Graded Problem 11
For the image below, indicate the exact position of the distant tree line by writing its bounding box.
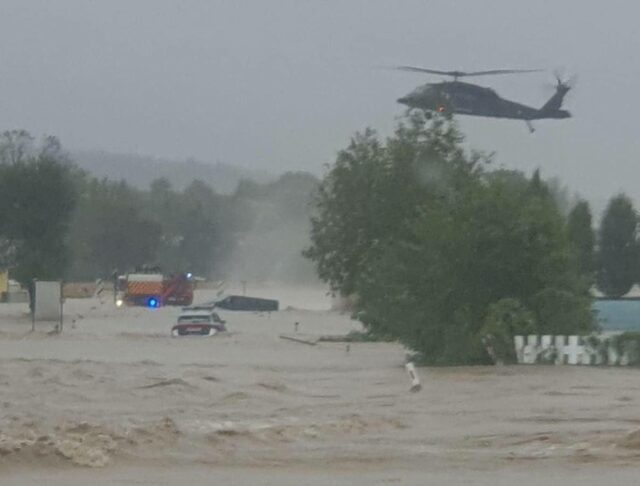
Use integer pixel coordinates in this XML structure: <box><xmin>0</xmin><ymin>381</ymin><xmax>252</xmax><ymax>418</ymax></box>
<box><xmin>304</xmin><ymin>113</ymin><xmax>639</xmax><ymax>364</ymax></box>
<box><xmin>66</xmin><ymin>175</ymin><xmax>247</xmax><ymax>280</ymax></box>
<box><xmin>0</xmin><ymin>130</ymin><xmax>318</xmax><ymax>289</ymax></box>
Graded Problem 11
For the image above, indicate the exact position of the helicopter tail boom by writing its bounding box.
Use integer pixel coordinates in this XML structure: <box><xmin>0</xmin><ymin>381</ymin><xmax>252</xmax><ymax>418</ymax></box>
<box><xmin>539</xmin><ymin>78</ymin><xmax>571</xmax><ymax>113</ymax></box>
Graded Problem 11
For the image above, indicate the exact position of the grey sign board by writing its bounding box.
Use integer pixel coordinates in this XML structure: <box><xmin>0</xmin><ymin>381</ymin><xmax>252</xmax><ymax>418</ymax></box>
<box><xmin>34</xmin><ymin>280</ymin><xmax>62</xmax><ymax>322</ymax></box>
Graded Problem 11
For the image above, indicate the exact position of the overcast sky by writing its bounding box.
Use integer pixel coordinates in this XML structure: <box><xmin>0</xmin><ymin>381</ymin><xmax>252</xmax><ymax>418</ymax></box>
<box><xmin>0</xmin><ymin>1</ymin><xmax>638</xmax><ymax>212</ymax></box>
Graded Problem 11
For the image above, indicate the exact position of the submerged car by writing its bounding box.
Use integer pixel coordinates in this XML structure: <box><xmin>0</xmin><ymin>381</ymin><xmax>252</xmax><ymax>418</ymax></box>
<box><xmin>214</xmin><ymin>295</ymin><xmax>279</xmax><ymax>311</ymax></box>
<box><xmin>171</xmin><ymin>309</ymin><xmax>227</xmax><ymax>337</ymax></box>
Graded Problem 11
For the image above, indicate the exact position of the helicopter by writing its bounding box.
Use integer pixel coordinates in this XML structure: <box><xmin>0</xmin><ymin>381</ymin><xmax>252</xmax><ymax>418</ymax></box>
<box><xmin>395</xmin><ymin>66</ymin><xmax>572</xmax><ymax>132</ymax></box>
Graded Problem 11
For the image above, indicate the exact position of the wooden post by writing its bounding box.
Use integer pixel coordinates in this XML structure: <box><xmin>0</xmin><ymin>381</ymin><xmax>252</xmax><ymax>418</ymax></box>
<box><xmin>59</xmin><ymin>280</ymin><xmax>64</xmax><ymax>333</ymax></box>
<box><xmin>31</xmin><ymin>278</ymin><xmax>36</xmax><ymax>333</ymax></box>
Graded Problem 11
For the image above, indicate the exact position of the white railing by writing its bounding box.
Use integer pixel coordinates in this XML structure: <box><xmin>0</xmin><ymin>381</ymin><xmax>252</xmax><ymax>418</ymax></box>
<box><xmin>513</xmin><ymin>334</ymin><xmax>629</xmax><ymax>366</ymax></box>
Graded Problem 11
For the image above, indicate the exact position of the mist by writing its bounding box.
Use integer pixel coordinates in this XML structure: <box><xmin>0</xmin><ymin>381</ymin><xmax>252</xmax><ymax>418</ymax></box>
<box><xmin>222</xmin><ymin>172</ymin><xmax>320</xmax><ymax>284</ymax></box>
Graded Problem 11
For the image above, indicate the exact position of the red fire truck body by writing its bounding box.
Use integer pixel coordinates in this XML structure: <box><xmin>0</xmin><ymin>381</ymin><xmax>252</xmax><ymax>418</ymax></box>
<box><xmin>117</xmin><ymin>272</ymin><xmax>194</xmax><ymax>307</ymax></box>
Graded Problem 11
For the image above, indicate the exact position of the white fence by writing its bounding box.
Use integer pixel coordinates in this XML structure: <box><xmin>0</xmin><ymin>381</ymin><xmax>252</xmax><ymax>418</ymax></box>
<box><xmin>514</xmin><ymin>335</ymin><xmax>630</xmax><ymax>366</ymax></box>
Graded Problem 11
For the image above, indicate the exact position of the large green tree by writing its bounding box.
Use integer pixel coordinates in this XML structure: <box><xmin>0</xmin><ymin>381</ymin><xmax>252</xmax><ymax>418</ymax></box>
<box><xmin>304</xmin><ymin>129</ymin><xmax>388</xmax><ymax>294</ymax></box>
<box><xmin>306</xmin><ymin>113</ymin><xmax>593</xmax><ymax>364</ymax></box>
<box><xmin>305</xmin><ymin>116</ymin><xmax>477</xmax><ymax>295</ymax></box>
<box><xmin>597</xmin><ymin>194</ymin><xmax>639</xmax><ymax>298</ymax></box>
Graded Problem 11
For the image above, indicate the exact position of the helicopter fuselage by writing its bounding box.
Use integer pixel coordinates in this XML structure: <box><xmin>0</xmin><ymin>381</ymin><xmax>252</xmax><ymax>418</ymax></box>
<box><xmin>397</xmin><ymin>81</ymin><xmax>570</xmax><ymax>121</ymax></box>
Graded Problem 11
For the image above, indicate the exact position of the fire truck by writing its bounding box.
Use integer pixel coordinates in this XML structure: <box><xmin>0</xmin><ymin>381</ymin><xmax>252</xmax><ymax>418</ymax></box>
<box><xmin>116</xmin><ymin>270</ymin><xmax>194</xmax><ymax>307</ymax></box>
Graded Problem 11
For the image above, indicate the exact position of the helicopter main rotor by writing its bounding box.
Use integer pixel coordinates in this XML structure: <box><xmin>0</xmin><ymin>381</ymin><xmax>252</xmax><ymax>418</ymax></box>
<box><xmin>395</xmin><ymin>66</ymin><xmax>541</xmax><ymax>81</ymax></box>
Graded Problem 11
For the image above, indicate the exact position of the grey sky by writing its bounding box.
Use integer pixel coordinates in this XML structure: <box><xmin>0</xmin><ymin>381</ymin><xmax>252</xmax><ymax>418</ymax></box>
<box><xmin>0</xmin><ymin>1</ymin><xmax>637</xmax><ymax>212</ymax></box>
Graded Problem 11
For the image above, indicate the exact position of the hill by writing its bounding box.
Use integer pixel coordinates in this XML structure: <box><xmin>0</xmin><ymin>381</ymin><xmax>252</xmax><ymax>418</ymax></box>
<box><xmin>72</xmin><ymin>150</ymin><xmax>273</xmax><ymax>193</ymax></box>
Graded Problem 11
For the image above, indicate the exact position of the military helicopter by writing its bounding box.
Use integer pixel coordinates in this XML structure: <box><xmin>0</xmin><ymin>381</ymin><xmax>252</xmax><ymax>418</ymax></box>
<box><xmin>395</xmin><ymin>66</ymin><xmax>572</xmax><ymax>132</ymax></box>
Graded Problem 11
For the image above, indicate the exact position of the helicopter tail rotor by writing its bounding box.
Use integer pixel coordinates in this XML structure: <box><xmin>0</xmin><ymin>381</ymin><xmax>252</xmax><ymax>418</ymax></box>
<box><xmin>551</xmin><ymin>69</ymin><xmax>577</xmax><ymax>90</ymax></box>
<box><xmin>540</xmin><ymin>70</ymin><xmax>574</xmax><ymax>114</ymax></box>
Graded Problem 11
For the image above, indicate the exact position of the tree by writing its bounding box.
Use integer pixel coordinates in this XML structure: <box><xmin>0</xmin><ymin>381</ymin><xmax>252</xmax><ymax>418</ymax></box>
<box><xmin>597</xmin><ymin>194</ymin><xmax>639</xmax><ymax>298</ymax></box>
<box><xmin>145</xmin><ymin>178</ymin><xmax>230</xmax><ymax>277</ymax></box>
<box><xmin>0</xmin><ymin>130</ymin><xmax>35</xmax><ymax>164</ymax></box>
<box><xmin>0</xmin><ymin>136</ymin><xmax>77</xmax><ymax>291</ymax></box>
<box><xmin>173</xmin><ymin>180</ymin><xmax>223</xmax><ymax>276</ymax></box>
<box><xmin>67</xmin><ymin>174</ymin><xmax>241</xmax><ymax>281</ymax></box>
<box><xmin>304</xmin><ymin>128</ymin><xmax>388</xmax><ymax>295</ymax></box>
<box><xmin>306</xmin><ymin>113</ymin><xmax>594</xmax><ymax>364</ymax></box>
<box><xmin>305</xmin><ymin>115</ymin><xmax>478</xmax><ymax>295</ymax></box>
<box><xmin>567</xmin><ymin>200</ymin><xmax>595</xmax><ymax>282</ymax></box>
<box><xmin>68</xmin><ymin>178</ymin><xmax>161</xmax><ymax>279</ymax></box>
<box><xmin>479</xmin><ymin>298</ymin><xmax>536</xmax><ymax>363</ymax></box>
